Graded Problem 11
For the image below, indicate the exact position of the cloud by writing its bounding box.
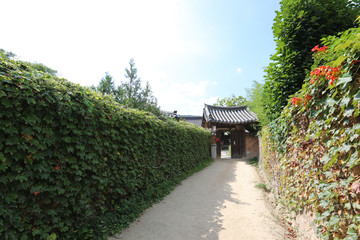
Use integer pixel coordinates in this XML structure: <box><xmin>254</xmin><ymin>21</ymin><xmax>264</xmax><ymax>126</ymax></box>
<box><xmin>0</xmin><ymin>0</ymin><xmax>218</xmax><ymax>116</ymax></box>
<box><xmin>151</xmin><ymin>80</ymin><xmax>218</xmax><ymax>115</ymax></box>
<box><xmin>237</xmin><ymin>67</ymin><xmax>242</xmax><ymax>73</ymax></box>
<box><xmin>0</xmin><ymin>0</ymin><xmax>200</xmax><ymax>85</ymax></box>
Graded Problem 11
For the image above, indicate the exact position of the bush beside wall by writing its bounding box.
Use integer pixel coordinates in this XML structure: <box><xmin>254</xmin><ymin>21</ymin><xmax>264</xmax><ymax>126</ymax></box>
<box><xmin>0</xmin><ymin>53</ymin><xmax>211</xmax><ymax>239</ymax></box>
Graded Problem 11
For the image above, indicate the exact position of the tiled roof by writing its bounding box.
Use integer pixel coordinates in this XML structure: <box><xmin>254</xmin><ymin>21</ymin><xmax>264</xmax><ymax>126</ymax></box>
<box><xmin>203</xmin><ymin>104</ymin><xmax>258</xmax><ymax>125</ymax></box>
<box><xmin>179</xmin><ymin>116</ymin><xmax>203</xmax><ymax>127</ymax></box>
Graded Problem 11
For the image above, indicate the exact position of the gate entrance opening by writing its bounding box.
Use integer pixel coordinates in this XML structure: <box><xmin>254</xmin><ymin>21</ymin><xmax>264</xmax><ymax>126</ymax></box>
<box><xmin>202</xmin><ymin>104</ymin><xmax>259</xmax><ymax>159</ymax></box>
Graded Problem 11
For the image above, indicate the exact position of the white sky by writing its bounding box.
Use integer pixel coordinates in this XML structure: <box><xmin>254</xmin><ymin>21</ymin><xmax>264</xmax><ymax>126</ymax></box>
<box><xmin>1</xmin><ymin>0</ymin><xmax>279</xmax><ymax>115</ymax></box>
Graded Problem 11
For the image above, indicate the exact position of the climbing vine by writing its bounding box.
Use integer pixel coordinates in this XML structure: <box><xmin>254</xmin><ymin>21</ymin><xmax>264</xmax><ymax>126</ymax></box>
<box><xmin>261</xmin><ymin>25</ymin><xmax>360</xmax><ymax>239</ymax></box>
<box><xmin>0</xmin><ymin>53</ymin><xmax>211</xmax><ymax>239</ymax></box>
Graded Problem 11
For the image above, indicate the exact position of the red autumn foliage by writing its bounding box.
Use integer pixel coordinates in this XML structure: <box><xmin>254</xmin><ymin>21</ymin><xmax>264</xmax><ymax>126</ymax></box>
<box><xmin>291</xmin><ymin>97</ymin><xmax>302</xmax><ymax>106</ymax></box>
<box><xmin>311</xmin><ymin>45</ymin><xmax>327</xmax><ymax>53</ymax></box>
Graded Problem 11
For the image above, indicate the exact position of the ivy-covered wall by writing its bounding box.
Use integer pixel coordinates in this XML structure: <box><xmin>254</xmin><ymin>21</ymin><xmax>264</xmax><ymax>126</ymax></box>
<box><xmin>260</xmin><ymin>26</ymin><xmax>360</xmax><ymax>239</ymax></box>
<box><xmin>0</xmin><ymin>53</ymin><xmax>211</xmax><ymax>239</ymax></box>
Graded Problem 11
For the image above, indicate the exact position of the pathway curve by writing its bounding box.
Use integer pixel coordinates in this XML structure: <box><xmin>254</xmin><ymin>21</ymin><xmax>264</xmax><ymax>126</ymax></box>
<box><xmin>109</xmin><ymin>158</ymin><xmax>287</xmax><ymax>240</ymax></box>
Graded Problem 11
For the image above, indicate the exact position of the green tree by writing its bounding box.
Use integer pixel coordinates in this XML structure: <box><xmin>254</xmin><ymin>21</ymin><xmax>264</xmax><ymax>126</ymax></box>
<box><xmin>0</xmin><ymin>49</ymin><xmax>15</xmax><ymax>59</ymax></box>
<box><xmin>97</xmin><ymin>72</ymin><xmax>116</xmax><ymax>95</ymax></box>
<box><xmin>246</xmin><ymin>81</ymin><xmax>269</xmax><ymax>128</ymax></box>
<box><xmin>93</xmin><ymin>59</ymin><xmax>161</xmax><ymax>116</ymax></box>
<box><xmin>214</xmin><ymin>94</ymin><xmax>247</xmax><ymax>107</ymax></box>
<box><xmin>263</xmin><ymin>0</ymin><xmax>360</xmax><ymax>121</ymax></box>
<box><xmin>122</xmin><ymin>58</ymin><xmax>144</xmax><ymax>107</ymax></box>
<box><xmin>0</xmin><ymin>49</ymin><xmax>57</xmax><ymax>76</ymax></box>
<box><xmin>120</xmin><ymin>58</ymin><xmax>160</xmax><ymax>115</ymax></box>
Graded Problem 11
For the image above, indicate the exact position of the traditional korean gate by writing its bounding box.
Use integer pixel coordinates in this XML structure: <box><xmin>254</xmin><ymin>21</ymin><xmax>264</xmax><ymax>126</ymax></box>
<box><xmin>231</xmin><ymin>129</ymin><xmax>246</xmax><ymax>158</ymax></box>
<box><xmin>202</xmin><ymin>104</ymin><xmax>258</xmax><ymax>159</ymax></box>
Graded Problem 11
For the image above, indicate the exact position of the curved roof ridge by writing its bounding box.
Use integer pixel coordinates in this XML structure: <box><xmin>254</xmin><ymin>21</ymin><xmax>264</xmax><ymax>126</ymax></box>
<box><xmin>204</xmin><ymin>103</ymin><xmax>247</xmax><ymax>109</ymax></box>
<box><xmin>203</xmin><ymin>103</ymin><xmax>258</xmax><ymax>125</ymax></box>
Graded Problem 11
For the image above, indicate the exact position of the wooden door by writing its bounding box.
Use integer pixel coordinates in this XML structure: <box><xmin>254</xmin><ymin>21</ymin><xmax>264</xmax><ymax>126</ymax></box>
<box><xmin>231</xmin><ymin>129</ymin><xmax>246</xmax><ymax>158</ymax></box>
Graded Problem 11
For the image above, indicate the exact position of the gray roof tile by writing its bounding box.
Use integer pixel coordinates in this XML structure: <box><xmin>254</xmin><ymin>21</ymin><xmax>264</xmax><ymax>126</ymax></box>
<box><xmin>203</xmin><ymin>104</ymin><xmax>258</xmax><ymax>125</ymax></box>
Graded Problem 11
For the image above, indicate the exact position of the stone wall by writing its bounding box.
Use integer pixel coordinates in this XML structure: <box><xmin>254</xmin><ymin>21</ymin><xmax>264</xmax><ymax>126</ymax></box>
<box><xmin>258</xmin><ymin>133</ymin><xmax>319</xmax><ymax>240</ymax></box>
<box><xmin>245</xmin><ymin>132</ymin><xmax>259</xmax><ymax>158</ymax></box>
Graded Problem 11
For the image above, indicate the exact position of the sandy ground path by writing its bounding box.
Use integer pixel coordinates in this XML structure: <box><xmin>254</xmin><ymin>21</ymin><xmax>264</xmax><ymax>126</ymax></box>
<box><xmin>109</xmin><ymin>157</ymin><xmax>287</xmax><ymax>240</ymax></box>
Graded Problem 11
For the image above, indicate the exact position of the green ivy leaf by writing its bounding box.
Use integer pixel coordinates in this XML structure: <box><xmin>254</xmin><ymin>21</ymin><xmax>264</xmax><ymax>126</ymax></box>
<box><xmin>26</xmin><ymin>98</ymin><xmax>36</xmax><ymax>105</ymax></box>
<box><xmin>46</xmin><ymin>233</ymin><xmax>57</xmax><ymax>240</ymax></box>
<box><xmin>0</xmin><ymin>90</ymin><xmax>6</xmax><ymax>97</ymax></box>
<box><xmin>344</xmin><ymin>202</ymin><xmax>352</xmax><ymax>210</ymax></box>
<box><xmin>348</xmin><ymin>150</ymin><xmax>359</xmax><ymax>167</ymax></box>
<box><xmin>5</xmin><ymin>193</ymin><xmax>17</xmax><ymax>204</ymax></box>
<box><xmin>352</xmin><ymin>202</ymin><xmax>360</xmax><ymax>210</ymax></box>
<box><xmin>15</xmin><ymin>175</ymin><xmax>28</xmax><ymax>182</ymax></box>
<box><xmin>332</xmin><ymin>55</ymin><xmax>347</xmax><ymax>67</ymax></box>
<box><xmin>341</xmin><ymin>97</ymin><xmax>351</xmax><ymax>107</ymax></box>
<box><xmin>329</xmin><ymin>215</ymin><xmax>340</xmax><ymax>227</ymax></box>
<box><xmin>1</xmin><ymin>98</ymin><xmax>12</xmax><ymax>108</ymax></box>
<box><xmin>345</xmin><ymin>225</ymin><xmax>358</xmax><ymax>240</ymax></box>
<box><xmin>354</xmin><ymin>89</ymin><xmax>360</xmax><ymax>103</ymax></box>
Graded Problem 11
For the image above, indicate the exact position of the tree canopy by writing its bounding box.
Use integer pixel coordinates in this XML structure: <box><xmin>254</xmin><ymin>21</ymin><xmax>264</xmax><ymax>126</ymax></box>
<box><xmin>93</xmin><ymin>58</ymin><xmax>161</xmax><ymax>116</ymax></box>
<box><xmin>214</xmin><ymin>94</ymin><xmax>247</xmax><ymax>107</ymax></box>
<box><xmin>263</xmin><ymin>0</ymin><xmax>360</xmax><ymax>121</ymax></box>
<box><xmin>0</xmin><ymin>49</ymin><xmax>58</xmax><ymax>76</ymax></box>
<box><xmin>246</xmin><ymin>81</ymin><xmax>270</xmax><ymax>128</ymax></box>
<box><xmin>213</xmin><ymin>84</ymin><xmax>270</xmax><ymax>128</ymax></box>
<box><xmin>96</xmin><ymin>72</ymin><xmax>115</xmax><ymax>96</ymax></box>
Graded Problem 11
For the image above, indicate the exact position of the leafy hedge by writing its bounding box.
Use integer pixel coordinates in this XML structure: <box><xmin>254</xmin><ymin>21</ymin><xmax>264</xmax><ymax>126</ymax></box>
<box><xmin>0</xmin><ymin>53</ymin><xmax>211</xmax><ymax>239</ymax></box>
<box><xmin>260</xmin><ymin>26</ymin><xmax>360</xmax><ymax>239</ymax></box>
<box><xmin>263</xmin><ymin>0</ymin><xmax>360</xmax><ymax>121</ymax></box>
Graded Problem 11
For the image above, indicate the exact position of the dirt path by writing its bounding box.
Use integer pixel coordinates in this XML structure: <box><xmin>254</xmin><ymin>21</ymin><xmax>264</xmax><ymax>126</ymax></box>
<box><xmin>109</xmin><ymin>158</ymin><xmax>287</xmax><ymax>240</ymax></box>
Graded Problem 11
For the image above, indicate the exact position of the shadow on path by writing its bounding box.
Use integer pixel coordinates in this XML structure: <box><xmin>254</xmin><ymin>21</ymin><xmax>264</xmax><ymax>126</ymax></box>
<box><xmin>109</xmin><ymin>158</ymin><xmax>286</xmax><ymax>240</ymax></box>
